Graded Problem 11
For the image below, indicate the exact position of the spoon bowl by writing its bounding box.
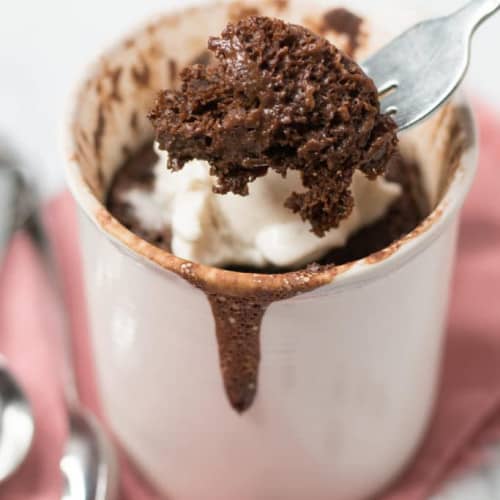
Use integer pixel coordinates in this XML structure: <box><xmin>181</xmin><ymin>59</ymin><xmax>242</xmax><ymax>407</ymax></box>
<box><xmin>0</xmin><ymin>357</ymin><xmax>34</xmax><ymax>482</ymax></box>
<box><xmin>1</xmin><ymin>135</ymin><xmax>118</xmax><ymax>499</ymax></box>
<box><xmin>0</xmin><ymin>141</ymin><xmax>36</xmax><ymax>483</ymax></box>
<box><xmin>25</xmin><ymin>209</ymin><xmax>119</xmax><ymax>500</ymax></box>
<box><xmin>61</xmin><ymin>410</ymin><xmax>117</xmax><ymax>500</ymax></box>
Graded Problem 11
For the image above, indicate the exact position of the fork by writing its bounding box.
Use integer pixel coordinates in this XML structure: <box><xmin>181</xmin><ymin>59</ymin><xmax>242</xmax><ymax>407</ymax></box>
<box><xmin>362</xmin><ymin>0</ymin><xmax>500</xmax><ymax>131</ymax></box>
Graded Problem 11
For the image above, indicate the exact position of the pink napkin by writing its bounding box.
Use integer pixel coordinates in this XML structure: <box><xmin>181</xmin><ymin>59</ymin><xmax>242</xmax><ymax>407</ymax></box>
<box><xmin>0</xmin><ymin>106</ymin><xmax>499</xmax><ymax>500</ymax></box>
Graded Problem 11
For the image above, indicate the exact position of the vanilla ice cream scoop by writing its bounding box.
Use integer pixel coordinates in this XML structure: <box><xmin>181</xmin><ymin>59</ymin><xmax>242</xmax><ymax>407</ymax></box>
<box><xmin>123</xmin><ymin>146</ymin><xmax>401</xmax><ymax>269</ymax></box>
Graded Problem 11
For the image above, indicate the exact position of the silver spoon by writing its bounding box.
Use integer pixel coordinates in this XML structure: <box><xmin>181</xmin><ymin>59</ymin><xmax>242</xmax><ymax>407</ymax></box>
<box><xmin>0</xmin><ymin>355</ymin><xmax>34</xmax><ymax>483</ymax></box>
<box><xmin>0</xmin><ymin>137</ymin><xmax>118</xmax><ymax>499</ymax></box>
<box><xmin>0</xmin><ymin>143</ymin><xmax>35</xmax><ymax>483</ymax></box>
<box><xmin>363</xmin><ymin>0</ymin><xmax>500</xmax><ymax>130</ymax></box>
<box><xmin>23</xmin><ymin>210</ymin><xmax>118</xmax><ymax>500</ymax></box>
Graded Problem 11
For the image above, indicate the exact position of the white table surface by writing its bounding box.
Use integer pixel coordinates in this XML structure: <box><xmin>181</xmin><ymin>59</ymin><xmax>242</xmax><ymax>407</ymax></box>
<box><xmin>1</xmin><ymin>1</ymin><xmax>499</xmax><ymax>498</ymax></box>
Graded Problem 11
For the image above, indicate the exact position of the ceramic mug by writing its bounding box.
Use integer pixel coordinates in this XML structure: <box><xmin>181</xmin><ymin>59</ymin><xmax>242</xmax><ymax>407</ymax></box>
<box><xmin>65</xmin><ymin>1</ymin><xmax>478</xmax><ymax>498</ymax></box>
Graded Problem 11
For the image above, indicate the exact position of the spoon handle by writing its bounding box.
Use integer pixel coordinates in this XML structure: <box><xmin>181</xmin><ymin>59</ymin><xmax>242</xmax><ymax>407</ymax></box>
<box><xmin>0</xmin><ymin>142</ymin><xmax>32</xmax><ymax>264</ymax></box>
<box><xmin>454</xmin><ymin>0</ymin><xmax>500</xmax><ymax>31</ymax></box>
<box><xmin>24</xmin><ymin>211</ymin><xmax>80</xmax><ymax>409</ymax></box>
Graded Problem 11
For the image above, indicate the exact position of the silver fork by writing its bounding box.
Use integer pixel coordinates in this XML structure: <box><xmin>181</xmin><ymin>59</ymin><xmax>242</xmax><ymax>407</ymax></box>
<box><xmin>362</xmin><ymin>0</ymin><xmax>500</xmax><ymax>131</ymax></box>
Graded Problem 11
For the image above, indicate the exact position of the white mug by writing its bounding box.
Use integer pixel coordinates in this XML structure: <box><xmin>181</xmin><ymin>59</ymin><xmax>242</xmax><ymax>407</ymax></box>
<box><xmin>64</xmin><ymin>1</ymin><xmax>478</xmax><ymax>498</ymax></box>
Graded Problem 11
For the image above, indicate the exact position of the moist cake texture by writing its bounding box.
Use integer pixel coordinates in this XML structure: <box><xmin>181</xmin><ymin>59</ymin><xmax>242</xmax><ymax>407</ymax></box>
<box><xmin>149</xmin><ymin>16</ymin><xmax>398</xmax><ymax>236</ymax></box>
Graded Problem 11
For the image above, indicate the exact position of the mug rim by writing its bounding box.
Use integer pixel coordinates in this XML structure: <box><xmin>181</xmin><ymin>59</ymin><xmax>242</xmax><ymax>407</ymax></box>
<box><xmin>63</xmin><ymin>2</ymin><xmax>479</xmax><ymax>298</ymax></box>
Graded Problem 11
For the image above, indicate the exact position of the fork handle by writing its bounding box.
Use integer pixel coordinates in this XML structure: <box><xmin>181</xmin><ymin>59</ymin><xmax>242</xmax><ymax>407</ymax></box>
<box><xmin>455</xmin><ymin>0</ymin><xmax>500</xmax><ymax>32</ymax></box>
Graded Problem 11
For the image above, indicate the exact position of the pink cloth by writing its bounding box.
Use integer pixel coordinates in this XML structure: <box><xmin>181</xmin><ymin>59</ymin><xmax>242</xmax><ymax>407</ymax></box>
<box><xmin>0</xmin><ymin>107</ymin><xmax>499</xmax><ymax>500</ymax></box>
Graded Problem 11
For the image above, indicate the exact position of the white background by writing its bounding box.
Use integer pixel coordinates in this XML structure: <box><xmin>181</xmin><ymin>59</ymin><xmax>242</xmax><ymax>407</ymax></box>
<box><xmin>1</xmin><ymin>1</ymin><xmax>499</xmax><ymax>498</ymax></box>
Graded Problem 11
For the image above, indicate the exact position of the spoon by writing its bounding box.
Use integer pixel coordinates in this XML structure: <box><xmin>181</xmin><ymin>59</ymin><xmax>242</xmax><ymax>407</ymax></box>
<box><xmin>0</xmin><ymin>355</ymin><xmax>34</xmax><ymax>483</ymax></box>
<box><xmin>363</xmin><ymin>0</ymin><xmax>500</xmax><ymax>130</ymax></box>
<box><xmin>24</xmin><ymin>210</ymin><xmax>118</xmax><ymax>500</ymax></box>
<box><xmin>0</xmin><ymin>136</ymin><xmax>118</xmax><ymax>499</ymax></box>
<box><xmin>0</xmin><ymin>142</ymin><xmax>35</xmax><ymax>483</ymax></box>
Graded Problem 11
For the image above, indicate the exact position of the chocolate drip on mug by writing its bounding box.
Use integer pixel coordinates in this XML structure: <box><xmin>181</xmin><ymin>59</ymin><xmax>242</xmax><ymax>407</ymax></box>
<box><xmin>202</xmin><ymin>268</ymin><xmax>334</xmax><ymax>412</ymax></box>
<box><xmin>208</xmin><ymin>295</ymin><xmax>268</xmax><ymax>412</ymax></box>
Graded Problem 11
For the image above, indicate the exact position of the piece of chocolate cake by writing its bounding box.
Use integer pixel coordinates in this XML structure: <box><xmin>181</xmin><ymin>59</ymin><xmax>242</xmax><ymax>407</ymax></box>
<box><xmin>149</xmin><ymin>16</ymin><xmax>398</xmax><ymax>236</ymax></box>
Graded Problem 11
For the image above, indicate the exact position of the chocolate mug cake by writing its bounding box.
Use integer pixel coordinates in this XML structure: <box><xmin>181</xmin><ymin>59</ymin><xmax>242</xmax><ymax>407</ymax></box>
<box><xmin>66</xmin><ymin>2</ymin><xmax>474</xmax><ymax>498</ymax></box>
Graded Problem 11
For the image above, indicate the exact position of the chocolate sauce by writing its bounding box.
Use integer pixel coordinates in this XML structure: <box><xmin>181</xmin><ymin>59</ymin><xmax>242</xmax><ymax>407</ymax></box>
<box><xmin>209</xmin><ymin>294</ymin><xmax>264</xmax><ymax>412</ymax></box>
<box><xmin>189</xmin><ymin>267</ymin><xmax>335</xmax><ymax>412</ymax></box>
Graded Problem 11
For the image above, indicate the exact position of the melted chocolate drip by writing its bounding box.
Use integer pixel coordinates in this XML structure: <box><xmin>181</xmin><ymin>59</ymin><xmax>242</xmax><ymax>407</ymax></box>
<box><xmin>209</xmin><ymin>295</ymin><xmax>266</xmax><ymax>412</ymax></box>
<box><xmin>205</xmin><ymin>267</ymin><xmax>334</xmax><ymax>411</ymax></box>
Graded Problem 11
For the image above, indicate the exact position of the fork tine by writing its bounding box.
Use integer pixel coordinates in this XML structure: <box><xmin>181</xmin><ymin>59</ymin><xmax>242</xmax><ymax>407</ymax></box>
<box><xmin>379</xmin><ymin>90</ymin><xmax>407</xmax><ymax>129</ymax></box>
<box><xmin>380</xmin><ymin>91</ymin><xmax>400</xmax><ymax>115</ymax></box>
<box><xmin>378</xmin><ymin>79</ymin><xmax>399</xmax><ymax>97</ymax></box>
